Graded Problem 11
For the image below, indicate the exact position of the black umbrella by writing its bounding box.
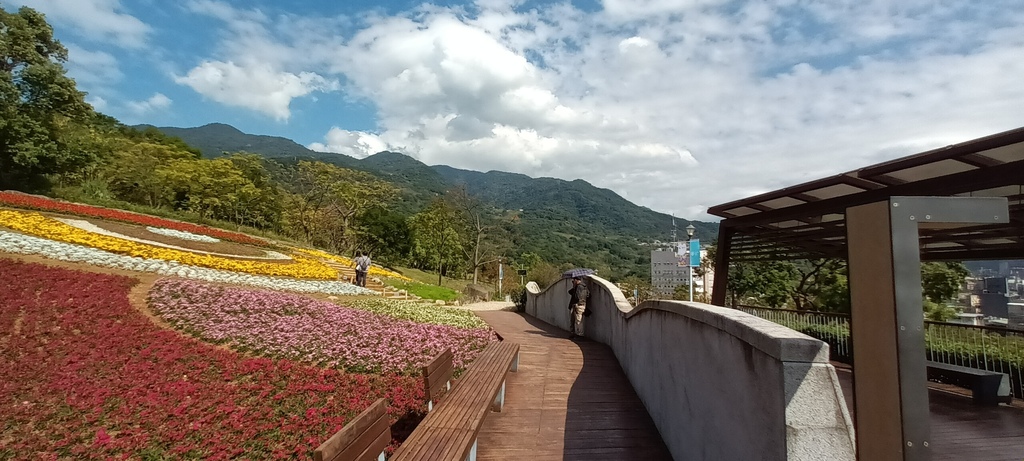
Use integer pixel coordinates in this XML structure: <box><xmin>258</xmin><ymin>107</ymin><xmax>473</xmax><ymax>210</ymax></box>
<box><xmin>562</xmin><ymin>268</ymin><xmax>596</xmax><ymax>279</ymax></box>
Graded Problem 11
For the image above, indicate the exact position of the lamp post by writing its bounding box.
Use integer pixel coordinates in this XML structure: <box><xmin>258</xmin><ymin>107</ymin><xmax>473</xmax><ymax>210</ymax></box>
<box><xmin>686</xmin><ymin>224</ymin><xmax>696</xmax><ymax>302</ymax></box>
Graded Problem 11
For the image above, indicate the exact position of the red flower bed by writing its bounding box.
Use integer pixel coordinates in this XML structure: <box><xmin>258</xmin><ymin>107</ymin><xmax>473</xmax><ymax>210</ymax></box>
<box><xmin>0</xmin><ymin>260</ymin><xmax>424</xmax><ymax>459</ymax></box>
<box><xmin>0</xmin><ymin>191</ymin><xmax>268</xmax><ymax>247</ymax></box>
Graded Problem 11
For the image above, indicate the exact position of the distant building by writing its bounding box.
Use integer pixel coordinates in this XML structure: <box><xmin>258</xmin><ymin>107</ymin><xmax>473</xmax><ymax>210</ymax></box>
<box><xmin>650</xmin><ymin>218</ymin><xmax>714</xmax><ymax>300</ymax></box>
<box><xmin>651</xmin><ymin>248</ymin><xmax>690</xmax><ymax>297</ymax></box>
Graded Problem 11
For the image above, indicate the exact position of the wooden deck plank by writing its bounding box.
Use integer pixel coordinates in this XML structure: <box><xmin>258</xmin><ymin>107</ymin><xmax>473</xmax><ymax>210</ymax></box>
<box><xmin>835</xmin><ymin>367</ymin><xmax>1024</xmax><ymax>460</ymax></box>
<box><xmin>473</xmin><ymin>311</ymin><xmax>673</xmax><ymax>461</ymax></box>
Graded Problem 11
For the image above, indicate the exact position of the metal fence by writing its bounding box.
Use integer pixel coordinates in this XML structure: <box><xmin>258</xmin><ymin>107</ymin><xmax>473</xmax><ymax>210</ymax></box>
<box><xmin>736</xmin><ymin>305</ymin><xmax>853</xmax><ymax>363</ymax></box>
<box><xmin>737</xmin><ymin>305</ymin><xmax>1024</xmax><ymax>399</ymax></box>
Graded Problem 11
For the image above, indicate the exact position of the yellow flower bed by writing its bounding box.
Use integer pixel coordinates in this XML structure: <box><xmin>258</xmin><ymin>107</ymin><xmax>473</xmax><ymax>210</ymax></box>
<box><xmin>0</xmin><ymin>210</ymin><xmax>338</xmax><ymax>280</ymax></box>
<box><xmin>295</xmin><ymin>248</ymin><xmax>413</xmax><ymax>281</ymax></box>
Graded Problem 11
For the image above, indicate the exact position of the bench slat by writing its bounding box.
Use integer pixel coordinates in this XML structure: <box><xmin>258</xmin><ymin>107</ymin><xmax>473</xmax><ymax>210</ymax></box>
<box><xmin>314</xmin><ymin>399</ymin><xmax>390</xmax><ymax>461</ymax></box>
<box><xmin>425</xmin><ymin>359</ymin><xmax>455</xmax><ymax>402</ymax></box>
<box><xmin>393</xmin><ymin>341</ymin><xmax>520</xmax><ymax>461</ymax></box>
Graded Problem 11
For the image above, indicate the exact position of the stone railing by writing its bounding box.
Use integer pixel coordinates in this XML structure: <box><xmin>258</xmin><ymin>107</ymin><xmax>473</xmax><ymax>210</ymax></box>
<box><xmin>525</xmin><ymin>276</ymin><xmax>856</xmax><ymax>461</ymax></box>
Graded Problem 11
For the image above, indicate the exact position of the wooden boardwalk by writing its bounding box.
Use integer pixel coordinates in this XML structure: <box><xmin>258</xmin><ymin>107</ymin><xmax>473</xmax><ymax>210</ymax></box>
<box><xmin>835</xmin><ymin>367</ymin><xmax>1024</xmax><ymax>461</ymax></box>
<box><xmin>470</xmin><ymin>311</ymin><xmax>1024</xmax><ymax>460</ymax></box>
<box><xmin>474</xmin><ymin>311</ymin><xmax>672</xmax><ymax>461</ymax></box>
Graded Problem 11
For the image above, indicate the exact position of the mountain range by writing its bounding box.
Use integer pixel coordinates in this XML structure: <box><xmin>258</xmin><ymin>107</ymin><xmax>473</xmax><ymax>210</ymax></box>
<box><xmin>142</xmin><ymin>123</ymin><xmax>719</xmax><ymax>279</ymax></box>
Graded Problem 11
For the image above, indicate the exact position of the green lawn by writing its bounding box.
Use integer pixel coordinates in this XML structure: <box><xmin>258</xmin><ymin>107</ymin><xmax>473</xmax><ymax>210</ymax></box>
<box><xmin>392</xmin><ymin>266</ymin><xmax>473</xmax><ymax>293</ymax></box>
<box><xmin>384</xmin><ymin>279</ymin><xmax>461</xmax><ymax>301</ymax></box>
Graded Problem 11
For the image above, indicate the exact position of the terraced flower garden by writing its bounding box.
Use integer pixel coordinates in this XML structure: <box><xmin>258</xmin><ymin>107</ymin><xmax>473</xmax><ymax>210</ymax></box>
<box><xmin>0</xmin><ymin>194</ymin><xmax>499</xmax><ymax>458</ymax></box>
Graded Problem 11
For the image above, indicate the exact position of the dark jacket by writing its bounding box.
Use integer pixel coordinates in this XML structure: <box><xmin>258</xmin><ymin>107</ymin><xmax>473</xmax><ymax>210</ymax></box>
<box><xmin>568</xmin><ymin>282</ymin><xmax>589</xmax><ymax>307</ymax></box>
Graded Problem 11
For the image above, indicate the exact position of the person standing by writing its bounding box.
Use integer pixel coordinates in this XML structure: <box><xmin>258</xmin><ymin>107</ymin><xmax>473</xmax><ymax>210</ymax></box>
<box><xmin>567</xmin><ymin>276</ymin><xmax>589</xmax><ymax>340</ymax></box>
<box><xmin>354</xmin><ymin>252</ymin><xmax>371</xmax><ymax>288</ymax></box>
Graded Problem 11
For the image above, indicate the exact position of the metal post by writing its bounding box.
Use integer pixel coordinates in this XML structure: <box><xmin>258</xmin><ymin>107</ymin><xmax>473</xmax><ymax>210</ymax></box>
<box><xmin>688</xmin><ymin>263</ymin><xmax>693</xmax><ymax>302</ymax></box>
<box><xmin>847</xmin><ymin>196</ymin><xmax>1007</xmax><ymax>461</ymax></box>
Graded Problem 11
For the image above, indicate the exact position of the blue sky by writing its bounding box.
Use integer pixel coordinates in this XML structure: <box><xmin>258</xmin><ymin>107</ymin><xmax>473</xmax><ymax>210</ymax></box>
<box><xmin>4</xmin><ymin>0</ymin><xmax>1024</xmax><ymax>219</ymax></box>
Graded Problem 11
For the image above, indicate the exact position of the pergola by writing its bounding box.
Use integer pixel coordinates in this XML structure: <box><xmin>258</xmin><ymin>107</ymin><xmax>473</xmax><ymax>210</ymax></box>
<box><xmin>707</xmin><ymin>126</ymin><xmax>1024</xmax><ymax>461</ymax></box>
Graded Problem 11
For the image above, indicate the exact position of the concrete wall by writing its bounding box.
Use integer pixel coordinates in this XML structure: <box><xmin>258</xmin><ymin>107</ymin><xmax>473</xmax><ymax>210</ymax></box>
<box><xmin>526</xmin><ymin>276</ymin><xmax>856</xmax><ymax>461</ymax></box>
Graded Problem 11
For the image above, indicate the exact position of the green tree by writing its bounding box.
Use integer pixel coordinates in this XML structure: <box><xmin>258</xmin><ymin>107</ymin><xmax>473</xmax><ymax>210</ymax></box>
<box><xmin>354</xmin><ymin>206</ymin><xmax>412</xmax><ymax>264</ymax></box>
<box><xmin>921</xmin><ymin>262</ymin><xmax>969</xmax><ymax>304</ymax></box>
<box><xmin>409</xmin><ymin>198</ymin><xmax>465</xmax><ymax>285</ymax></box>
<box><xmin>448</xmin><ymin>186</ymin><xmax>508</xmax><ymax>285</ymax></box>
<box><xmin>284</xmin><ymin>161</ymin><xmax>398</xmax><ymax>251</ymax></box>
<box><xmin>728</xmin><ymin>259</ymin><xmax>797</xmax><ymax>308</ymax></box>
<box><xmin>0</xmin><ymin>6</ymin><xmax>93</xmax><ymax>189</ymax></box>
<box><xmin>223</xmin><ymin>153</ymin><xmax>283</xmax><ymax>229</ymax></box>
<box><xmin>791</xmin><ymin>259</ymin><xmax>850</xmax><ymax>312</ymax></box>
<box><xmin>155</xmin><ymin>157</ymin><xmax>253</xmax><ymax>221</ymax></box>
<box><xmin>103</xmin><ymin>141</ymin><xmax>198</xmax><ymax>207</ymax></box>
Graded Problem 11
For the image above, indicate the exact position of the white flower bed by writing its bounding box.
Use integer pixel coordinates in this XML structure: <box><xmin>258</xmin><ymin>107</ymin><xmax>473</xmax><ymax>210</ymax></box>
<box><xmin>0</xmin><ymin>231</ymin><xmax>377</xmax><ymax>296</ymax></box>
<box><xmin>52</xmin><ymin>217</ymin><xmax>291</xmax><ymax>261</ymax></box>
<box><xmin>146</xmin><ymin>226</ymin><xmax>221</xmax><ymax>243</ymax></box>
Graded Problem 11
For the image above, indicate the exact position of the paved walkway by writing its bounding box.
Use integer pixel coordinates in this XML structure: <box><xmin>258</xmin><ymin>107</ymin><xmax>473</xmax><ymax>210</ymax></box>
<box><xmin>473</xmin><ymin>311</ymin><xmax>672</xmax><ymax>461</ymax></box>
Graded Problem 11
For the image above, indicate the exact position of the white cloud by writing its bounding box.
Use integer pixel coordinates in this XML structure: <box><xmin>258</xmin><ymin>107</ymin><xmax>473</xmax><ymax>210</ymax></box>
<box><xmin>174</xmin><ymin>61</ymin><xmax>337</xmax><ymax>120</ymax></box>
<box><xmin>87</xmin><ymin>95</ymin><xmax>108</xmax><ymax>112</ymax></box>
<box><xmin>126</xmin><ymin>93</ymin><xmax>172</xmax><ymax>114</ymax></box>
<box><xmin>14</xmin><ymin>0</ymin><xmax>149</xmax><ymax>48</ymax></box>
<box><xmin>63</xmin><ymin>44</ymin><xmax>123</xmax><ymax>86</ymax></box>
<box><xmin>169</xmin><ymin>0</ymin><xmax>1024</xmax><ymax>219</ymax></box>
<box><xmin>309</xmin><ymin>128</ymin><xmax>389</xmax><ymax>158</ymax></box>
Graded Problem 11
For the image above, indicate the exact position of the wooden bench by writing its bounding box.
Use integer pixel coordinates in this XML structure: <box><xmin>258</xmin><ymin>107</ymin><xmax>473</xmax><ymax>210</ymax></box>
<box><xmin>927</xmin><ymin>361</ymin><xmax>1012</xmax><ymax>405</ymax></box>
<box><xmin>391</xmin><ymin>341</ymin><xmax>521</xmax><ymax>461</ymax></box>
<box><xmin>423</xmin><ymin>349</ymin><xmax>454</xmax><ymax>412</ymax></box>
<box><xmin>314</xmin><ymin>399</ymin><xmax>391</xmax><ymax>461</ymax></box>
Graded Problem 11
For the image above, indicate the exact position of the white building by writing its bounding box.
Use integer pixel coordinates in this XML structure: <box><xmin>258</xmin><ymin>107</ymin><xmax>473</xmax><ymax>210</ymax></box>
<box><xmin>651</xmin><ymin>248</ymin><xmax>690</xmax><ymax>297</ymax></box>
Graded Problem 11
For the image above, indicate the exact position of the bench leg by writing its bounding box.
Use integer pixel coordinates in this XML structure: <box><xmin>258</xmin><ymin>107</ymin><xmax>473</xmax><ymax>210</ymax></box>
<box><xmin>428</xmin><ymin>400</ymin><xmax>433</xmax><ymax>412</ymax></box>
<box><xmin>492</xmin><ymin>379</ymin><xmax>505</xmax><ymax>412</ymax></box>
<box><xmin>464</xmin><ymin>439</ymin><xmax>477</xmax><ymax>461</ymax></box>
<box><xmin>510</xmin><ymin>352</ymin><xmax>520</xmax><ymax>372</ymax></box>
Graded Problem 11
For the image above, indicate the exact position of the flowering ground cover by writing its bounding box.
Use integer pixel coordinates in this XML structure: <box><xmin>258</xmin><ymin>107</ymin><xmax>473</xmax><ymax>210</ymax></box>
<box><xmin>295</xmin><ymin>247</ymin><xmax>414</xmax><ymax>281</ymax></box>
<box><xmin>0</xmin><ymin>259</ymin><xmax>423</xmax><ymax>459</ymax></box>
<box><xmin>0</xmin><ymin>231</ymin><xmax>375</xmax><ymax>296</ymax></box>
<box><xmin>0</xmin><ymin>210</ymin><xmax>337</xmax><ymax>279</ymax></box>
<box><xmin>0</xmin><ymin>190</ymin><xmax>268</xmax><ymax>246</ymax></box>
<box><xmin>148</xmin><ymin>279</ymin><xmax>497</xmax><ymax>373</ymax></box>
<box><xmin>348</xmin><ymin>298</ymin><xmax>490</xmax><ymax>329</ymax></box>
<box><xmin>147</xmin><ymin>226</ymin><xmax>221</xmax><ymax>243</ymax></box>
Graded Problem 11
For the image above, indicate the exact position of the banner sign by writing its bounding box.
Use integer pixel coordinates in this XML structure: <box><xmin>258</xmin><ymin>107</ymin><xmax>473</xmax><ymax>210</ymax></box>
<box><xmin>689</xmin><ymin>239</ymin><xmax>700</xmax><ymax>267</ymax></box>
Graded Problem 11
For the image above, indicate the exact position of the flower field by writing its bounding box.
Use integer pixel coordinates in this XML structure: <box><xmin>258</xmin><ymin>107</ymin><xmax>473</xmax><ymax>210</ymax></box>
<box><xmin>0</xmin><ymin>231</ymin><xmax>375</xmax><ymax>295</ymax></box>
<box><xmin>296</xmin><ymin>248</ymin><xmax>413</xmax><ymax>281</ymax></box>
<box><xmin>0</xmin><ymin>190</ymin><xmax>267</xmax><ymax>246</ymax></box>
<box><xmin>147</xmin><ymin>226</ymin><xmax>221</xmax><ymax>243</ymax></box>
<box><xmin>0</xmin><ymin>210</ymin><xmax>337</xmax><ymax>280</ymax></box>
<box><xmin>348</xmin><ymin>298</ymin><xmax>490</xmax><ymax>329</ymax></box>
<box><xmin>0</xmin><ymin>260</ymin><xmax>423</xmax><ymax>459</ymax></box>
<box><xmin>148</xmin><ymin>279</ymin><xmax>496</xmax><ymax>373</ymax></box>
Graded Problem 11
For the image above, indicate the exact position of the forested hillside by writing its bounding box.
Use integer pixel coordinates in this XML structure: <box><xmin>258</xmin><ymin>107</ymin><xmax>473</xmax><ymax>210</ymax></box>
<box><xmin>151</xmin><ymin>123</ymin><xmax>719</xmax><ymax>278</ymax></box>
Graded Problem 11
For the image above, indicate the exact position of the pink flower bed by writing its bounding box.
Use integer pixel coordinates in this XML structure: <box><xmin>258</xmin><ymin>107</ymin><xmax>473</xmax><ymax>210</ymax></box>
<box><xmin>0</xmin><ymin>260</ymin><xmax>423</xmax><ymax>459</ymax></box>
<box><xmin>0</xmin><ymin>191</ymin><xmax>268</xmax><ymax>247</ymax></box>
<box><xmin>148</xmin><ymin>279</ymin><xmax>497</xmax><ymax>374</ymax></box>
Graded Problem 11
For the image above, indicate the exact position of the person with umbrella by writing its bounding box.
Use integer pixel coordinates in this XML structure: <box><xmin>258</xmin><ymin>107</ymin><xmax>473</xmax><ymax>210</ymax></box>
<box><xmin>568</xmin><ymin>275</ymin><xmax>590</xmax><ymax>340</ymax></box>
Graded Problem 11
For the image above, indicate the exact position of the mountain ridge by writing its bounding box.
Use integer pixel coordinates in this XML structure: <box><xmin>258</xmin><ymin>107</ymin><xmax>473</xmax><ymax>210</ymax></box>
<box><xmin>144</xmin><ymin>122</ymin><xmax>718</xmax><ymax>278</ymax></box>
